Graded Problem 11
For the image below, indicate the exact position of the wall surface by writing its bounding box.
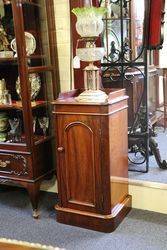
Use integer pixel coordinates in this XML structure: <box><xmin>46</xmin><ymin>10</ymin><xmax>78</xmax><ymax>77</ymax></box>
<box><xmin>53</xmin><ymin>0</ymin><xmax>72</xmax><ymax>91</ymax></box>
<box><xmin>129</xmin><ymin>181</ymin><xmax>167</xmax><ymax>214</ymax></box>
<box><xmin>41</xmin><ymin>1</ymin><xmax>71</xmax><ymax>194</ymax></box>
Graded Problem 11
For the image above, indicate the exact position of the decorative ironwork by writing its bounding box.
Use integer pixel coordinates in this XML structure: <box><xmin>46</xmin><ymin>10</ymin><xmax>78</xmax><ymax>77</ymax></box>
<box><xmin>128</xmin><ymin>106</ymin><xmax>167</xmax><ymax>171</ymax></box>
<box><xmin>99</xmin><ymin>0</ymin><xmax>149</xmax><ymax>172</ymax></box>
<box><xmin>100</xmin><ymin>0</ymin><xmax>167</xmax><ymax>172</ymax></box>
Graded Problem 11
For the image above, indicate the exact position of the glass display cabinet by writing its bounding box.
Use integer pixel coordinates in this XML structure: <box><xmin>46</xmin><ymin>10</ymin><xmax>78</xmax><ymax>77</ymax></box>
<box><xmin>0</xmin><ymin>0</ymin><xmax>58</xmax><ymax>217</ymax></box>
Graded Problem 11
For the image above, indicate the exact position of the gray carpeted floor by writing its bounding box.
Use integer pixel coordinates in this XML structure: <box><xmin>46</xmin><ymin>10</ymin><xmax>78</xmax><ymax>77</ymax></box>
<box><xmin>129</xmin><ymin>129</ymin><xmax>167</xmax><ymax>183</ymax></box>
<box><xmin>0</xmin><ymin>186</ymin><xmax>167</xmax><ymax>250</ymax></box>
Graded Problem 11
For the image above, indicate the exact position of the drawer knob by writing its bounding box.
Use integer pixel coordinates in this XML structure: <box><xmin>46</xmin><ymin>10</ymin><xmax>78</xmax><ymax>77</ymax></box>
<box><xmin>0</xmin><ymin>160</ymin><xmax>10</xmax><ymax>168</ymax></box>
<box><xmin>57</xmin><ymin>147</ymin><xmax>64</xmax><ymax>152</ymax></box>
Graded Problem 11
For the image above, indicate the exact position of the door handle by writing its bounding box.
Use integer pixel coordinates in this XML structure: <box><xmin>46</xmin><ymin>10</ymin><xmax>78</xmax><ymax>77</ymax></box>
<box><xmin>57</xmin><ymin>147</ymin><xmax>64</xmax><ymax>152</ymax></box>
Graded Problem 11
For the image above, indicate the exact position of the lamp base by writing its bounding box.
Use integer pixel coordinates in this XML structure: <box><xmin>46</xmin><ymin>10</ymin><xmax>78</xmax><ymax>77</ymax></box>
<box><xmin>75</xmin><ymin>89</ymin><xmax>108</xmax><ymax>103</ymax></box>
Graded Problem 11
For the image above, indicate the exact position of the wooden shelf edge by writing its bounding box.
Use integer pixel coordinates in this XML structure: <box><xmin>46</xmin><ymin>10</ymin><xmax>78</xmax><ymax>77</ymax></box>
<box><xmin>34</xmin><ymin>135</ymin><xmax>54</xmax><ymax>146</ymax></box>
<box><xmin>0</xmin><ymin>101</ymin><xmax>47</xmax><ymax>110</ymax></box>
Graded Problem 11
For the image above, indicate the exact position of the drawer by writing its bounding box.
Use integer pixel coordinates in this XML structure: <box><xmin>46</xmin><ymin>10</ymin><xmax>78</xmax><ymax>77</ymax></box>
<box><xmin>0</xmin><ymin>153</ymin><xmax>32</xmax><ymax>177</ymax></box>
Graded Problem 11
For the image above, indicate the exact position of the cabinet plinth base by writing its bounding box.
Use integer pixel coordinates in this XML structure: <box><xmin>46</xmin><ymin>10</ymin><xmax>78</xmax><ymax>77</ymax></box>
<box><xmin>55</xmin><ymin>195</ymin><xmax>132</xmax><ymax>233</ymax></box>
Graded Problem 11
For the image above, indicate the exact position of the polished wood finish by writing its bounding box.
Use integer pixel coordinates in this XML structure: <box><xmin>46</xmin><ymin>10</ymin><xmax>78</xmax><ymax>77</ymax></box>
<box><xmin>0</xmin><ymin>0</ymin><xmax>58</xmax><ymax>217</ymax></box>
<box><xmin>53</xmin><ymin>89</ymin><xmax>132</xmax><ymax>232</ymax></box>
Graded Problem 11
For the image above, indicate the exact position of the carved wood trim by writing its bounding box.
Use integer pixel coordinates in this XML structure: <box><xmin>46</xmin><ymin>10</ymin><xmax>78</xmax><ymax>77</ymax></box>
<box><xmin>64</xmin><ymin>121</ymin><xmax>94</xmax><ymax>133</ymax></box>
<box><xmin>0</xmin><ymin>154</ymin><xmax>29</xmax><ymax>176</ymax></box>
<box><xmin>0</xmin><ymin>178</ymin><xmax>17</xmax><ymax>185</ymax></box>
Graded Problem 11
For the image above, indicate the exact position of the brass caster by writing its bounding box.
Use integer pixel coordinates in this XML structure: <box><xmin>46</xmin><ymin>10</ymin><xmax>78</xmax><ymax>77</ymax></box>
<box><xmin>32</xmin><ymin>209</ymin><xmax>40</xmax><ymax>219</ymax></box>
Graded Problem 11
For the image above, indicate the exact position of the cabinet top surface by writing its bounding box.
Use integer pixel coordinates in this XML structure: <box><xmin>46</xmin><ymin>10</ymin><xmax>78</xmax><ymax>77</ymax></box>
<box><xmin>52</xmin><ymin>88</ymin><xmax>128</xmax><ymax>106</ymax></box>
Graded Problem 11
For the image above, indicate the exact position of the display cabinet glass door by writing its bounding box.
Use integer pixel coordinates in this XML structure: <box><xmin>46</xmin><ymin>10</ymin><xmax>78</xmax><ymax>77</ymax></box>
<box><xmin>0</xmin><ymin>1</ymin><xmax>26</xmax><ymax>149</ymax></box>
<box><xmin>9</xmin><ymin>0</ymin><xmax>56</xmax><ymax>148</ymax></box>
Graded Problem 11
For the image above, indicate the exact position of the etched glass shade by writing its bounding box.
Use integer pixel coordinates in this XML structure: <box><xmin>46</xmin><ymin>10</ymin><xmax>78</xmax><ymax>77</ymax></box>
<box><xmin>72</xmin><ymin>7</ymin><xmax>106</xmax><ymax>38</ymax></box>
<box><xmin>76</xmin><ymin>47</ymin><xmax>105</xmax><ymax>62</ymax></box>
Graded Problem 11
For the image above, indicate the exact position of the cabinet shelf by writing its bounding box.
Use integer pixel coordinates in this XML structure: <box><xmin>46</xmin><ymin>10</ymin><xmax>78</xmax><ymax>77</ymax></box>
<box><xmin>0</xmin><ymin>57</ymin><xmax>17</xmax><ymax>62</ymax></box>
<box><xmin>27</xmin><ymin>55</ymin><xmax>46</xmax><ymax>60</ymax></box>
<box><xmin>0</xmin><ymin>55</ymin><xmax>46</xmax><ymax>66</ymax></box>
<box><xmin>34</xmin><ymin>135</ymin><xmax>54</xmax><ymax>145</ymax></box>
<box><xmin>0</xmin><ymin>135</ymin><xmax>53</xmax><ymax>150</ymax></box>
<box><xmin>2</xmin><ymin>1</ymin><xmax>42</xmax><ymax>8</ymax></box>
<box><xmin>28</xmin><ymin>66</ymin><xmax>54</xmax><ymax>73</ymax></box>
<box><xmin>0</xmin><ymin>141</ymin><xmax>27</xmax><ymax>153</ymax></box>
<box><xmin>23</xmin><ymin>1</ymin><xmax>42</xmax><ymax>8</ymax></box>
<box><xmin>103</xmin><ymin>17</ymin><xmax>130</xmax><ymax>21</ymax></box>
<box><xmin>0</xmin><ymin>100</ymin><xmax>47</xmax><ymax>111</ymax></box>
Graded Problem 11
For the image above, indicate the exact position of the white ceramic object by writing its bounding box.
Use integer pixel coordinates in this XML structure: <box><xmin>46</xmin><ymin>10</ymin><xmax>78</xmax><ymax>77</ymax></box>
<box><xmin>16</xmin><ymin>73</ymin><xmax>41</xmax><ymax>101</ymax></box>
<box><xmin>75</xmin><ymin>89</ymin><xmax>108</xmax><ymax>103</ymax></box>
<box><xmin>76</xmin><ymin>47</ymin><xmax>105</xmax><ymax>62</ymax></box>
<box><xmin>11</xmin><ymin>32</ymin><xmax>36</xmax><ymax>56</ymax></box>
<box><xmin>0</xmin><ymin>51</ymin><xmax>13</xmax><ymax>58</ymax></box>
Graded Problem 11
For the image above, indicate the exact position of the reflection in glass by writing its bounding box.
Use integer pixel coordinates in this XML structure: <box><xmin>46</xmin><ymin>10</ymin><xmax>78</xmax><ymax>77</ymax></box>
<box><xmin>101</xmin><ymin>0</ymin><xmax>145</xmax><ymax>62</ymax></box>
<box><xmin>8</xmin><ymin>118</ymin><xmax>22</xmax><ymax>142</ymax></box>
<box><xmin>22</xmin><ymin>0</ymin><xmax>51</xmax><ymax>67</ymax></box>
<box><xmin>33</xmin><ymin>116</ymin><xmax>36</xmax><ymax>134</ymax></box>
<box><xmin>132</xmin><ymin>0</ymin><xmax>145</xmax><ymax>59</ymax></box>
<box><xmin>38</xmin><ymin>117</ymin><xmax>49</xmax><ymax>136</ymax></box>
<box><xmin>0</xmin><ymin>1</ymin><xmax>15</xmax><ymax>58</ymax></box>
<box><xmin>16</xmin><ymin>73</ymin><xmax>41</xmax><ymax>101</ymax></box>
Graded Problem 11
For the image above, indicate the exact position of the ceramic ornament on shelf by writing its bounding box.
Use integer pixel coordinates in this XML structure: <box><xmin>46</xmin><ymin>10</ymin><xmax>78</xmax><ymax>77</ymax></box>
<box><xmin>72</xmin><ymin>6</ymin><xmax>108</xmax><ymax>103</ymax></box>
<box><xmin>16</xmin><ymin>73</ymin><xmax>41</xmax><ymax>101</ymax></box>
<box><xmin>0</xmin><ymin>21</ymin><xmax>13</xmax><ymax>58</ymax></box>
<box><xmin>11</xmin><ymin>32</ymin><xmax>36</xmax><ymax>57</ymax></box>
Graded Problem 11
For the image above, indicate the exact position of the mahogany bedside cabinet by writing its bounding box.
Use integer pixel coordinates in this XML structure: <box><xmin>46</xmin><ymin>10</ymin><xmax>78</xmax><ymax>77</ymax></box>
<box><xmin>52</xmin><ymin>88</ymin><xmax>132</xmax><ymax>232</ymax></box>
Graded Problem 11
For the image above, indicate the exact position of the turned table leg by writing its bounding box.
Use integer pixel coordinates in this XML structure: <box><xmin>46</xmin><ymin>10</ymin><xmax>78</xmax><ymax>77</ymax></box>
<box><xmin>27</xmin><ymin>182</ymin><xmax>41</xmax><ymax>219</ymax></box>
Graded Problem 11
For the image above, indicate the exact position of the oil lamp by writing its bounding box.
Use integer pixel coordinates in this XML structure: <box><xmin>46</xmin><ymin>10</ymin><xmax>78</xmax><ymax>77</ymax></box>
<box><xmin>72</xmin><ymin>6</ymin><xmax>108</xmax><ymax>103</ymax></box>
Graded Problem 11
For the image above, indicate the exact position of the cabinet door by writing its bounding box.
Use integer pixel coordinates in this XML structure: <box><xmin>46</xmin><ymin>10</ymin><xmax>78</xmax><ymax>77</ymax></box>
<box><xmin>56</xmin><ymin>114</ymin><xmax>103</xmax><ymax>213</ymax></box>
